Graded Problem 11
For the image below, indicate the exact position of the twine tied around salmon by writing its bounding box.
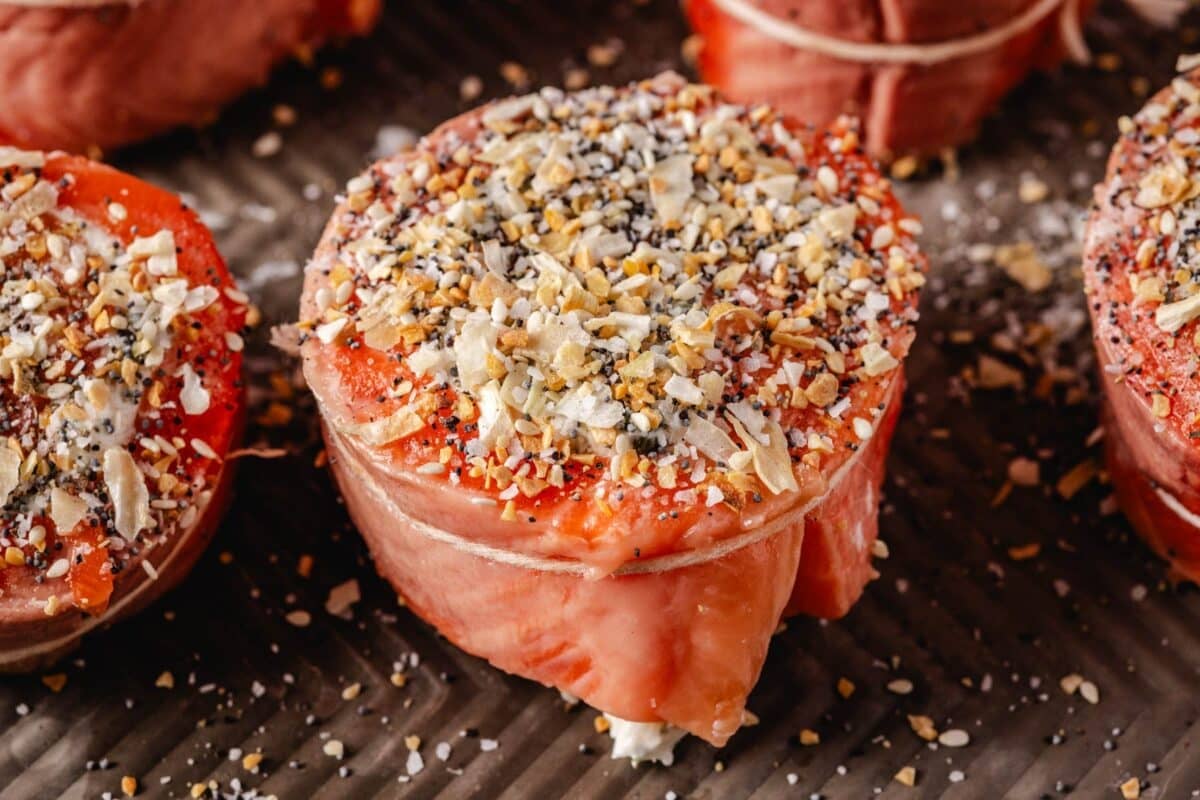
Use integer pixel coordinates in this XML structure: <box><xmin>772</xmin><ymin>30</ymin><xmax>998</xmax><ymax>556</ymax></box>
<box><xmin>326</xmin><ymin>417</ymin><xmax>879</xmax><ymax>579</ymax></box>
<box><xmin>706</xmin><ymin>0</ymin><xmax>1184</xmax><ymax>68</ymax></box>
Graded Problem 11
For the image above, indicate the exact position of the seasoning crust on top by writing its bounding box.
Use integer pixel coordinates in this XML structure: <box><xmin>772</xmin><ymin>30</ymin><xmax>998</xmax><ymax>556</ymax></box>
<box><xmin>1088</xmin><ymin>65</ymin><xmax>1200</xmax><ymax>436</ymax></box>
<box><xmin>303</xmin><ymin>75</ymin><xmax>925</xmax><ymax>519</ymax></box>
<box><xmin>0</xmin><ymin>148</ymin><xmax>245</xmax><ymax>614</ymax></box>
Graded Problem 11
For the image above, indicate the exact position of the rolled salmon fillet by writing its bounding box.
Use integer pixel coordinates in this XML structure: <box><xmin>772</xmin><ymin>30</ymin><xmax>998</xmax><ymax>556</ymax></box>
<box><xmin>0</xmin><ymin>0</ymin><xmax>381</xmax><ymax>153</ymax></box>
<box><xmin>1085</xmin><ymin>64</ymin><xmax>1200</xmax><ymax>583</ymax></box>
<box><xmin>0</xmin><ymin>147</ymin><xmax>247</xmax><ymax>671</ymax></box>
<box><xmin>684</xmin><ymin>0</ymin><xmax>1093</xmax><ymax>160</ymax></box>
<box><xmin>300</xmin><ymin>73</ymin><xmax>926</xmax><ymax>748</ymax></box>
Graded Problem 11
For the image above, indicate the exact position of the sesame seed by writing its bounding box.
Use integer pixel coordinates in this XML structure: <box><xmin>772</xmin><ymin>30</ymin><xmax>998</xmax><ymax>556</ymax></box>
<box><xmin>938</xmin><ymin>729</ymin><xmax>970</xmax><ymax>748</ymax></box>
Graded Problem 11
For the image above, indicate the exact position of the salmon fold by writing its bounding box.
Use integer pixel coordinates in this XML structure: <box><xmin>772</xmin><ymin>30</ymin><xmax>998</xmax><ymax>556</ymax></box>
<box><xmin>0</xmin><ymin>149</ymin><xmax>247</xmax><ymax>671</ymax></box>
<box><xmin>1084</xmin><ymin>66</ymin><xmax>1200</xmax><ymax>582</ymax></box>
<box><xmin>301</xmin><ymin>74</ymin><xmax>925</xmax><ymax>745</ymax></box>
<box><xmin>0</xmin><ymin>0</ymin><xmax>380</xmax><ymax>152</ymax></box>
<box><xmin>684</xmin><ymin>0</ymin><xmax>1095</xmax><ymax>159</ymax></box>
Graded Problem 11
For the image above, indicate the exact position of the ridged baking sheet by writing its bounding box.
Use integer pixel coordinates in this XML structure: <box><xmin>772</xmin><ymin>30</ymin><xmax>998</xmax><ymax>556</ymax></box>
<box><xmin>1</xmin><ymin>1</ymin><xmax>1198</xmax><ymax>798</ymax></box>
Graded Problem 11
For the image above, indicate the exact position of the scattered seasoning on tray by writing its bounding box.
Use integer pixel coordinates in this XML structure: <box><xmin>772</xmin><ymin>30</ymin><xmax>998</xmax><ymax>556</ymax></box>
<box><xmin>499</xmin><ymin>61</ymin><xmax>531</xmax><ymax>90</ymax></box>
<box><xmin>285</xmin><ymin>609</ymin><xmax>312</xmax><ymax>627</ymax></box>
<box><xmin>15</xmin><ymin>10</ymin><xmax>1196</xmax><ymax>799</ymax></box>
<box><xmin>41</xmin><ymin>672</ymin><xmax>66</xmax><ymax>692</ymax></box>
<box><xmin>893</xmin><ymin>765</ymin><xmax>917</xmax><ymax>787</ymax></box>
<box><xmin>586</xmin><ymin>39</ymin><xmax>624</xmax><ymax>69</ymax></box>
<box><xmin>252</xmin><ymin>131</ymin><xmax>283</xmax><ymax>159</ymax></box>
<box><xmin>460</xmin><ymin>75</ymin><xmax>484</xmax><ymax>103</ymax></box>
<box><xmin>937</xmin><ymin>728</ymin><xmax>970</xmax><ymax>748</ymax></box>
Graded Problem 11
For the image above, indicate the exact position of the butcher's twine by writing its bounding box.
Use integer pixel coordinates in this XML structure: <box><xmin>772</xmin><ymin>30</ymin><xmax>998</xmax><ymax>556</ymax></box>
<box><xmin>327</xmin><ymin>423</ymin><xmax>872</xmax><ymax>578</ymax></box>
<box><xmin>707</xmin><ymin>0</ymin><xmax>1184</xmax><ymax>67</ymax></box>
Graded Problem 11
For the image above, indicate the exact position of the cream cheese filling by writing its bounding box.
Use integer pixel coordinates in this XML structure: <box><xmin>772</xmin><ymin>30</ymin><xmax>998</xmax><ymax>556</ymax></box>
<box><xmin>603</xmin><ymin>715</ymin><xmax>688</xmax><ymax>767</ymax></box>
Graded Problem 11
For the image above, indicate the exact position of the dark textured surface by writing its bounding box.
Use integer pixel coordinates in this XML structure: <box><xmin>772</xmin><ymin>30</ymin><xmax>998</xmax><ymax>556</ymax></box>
<box><xmin>2</xmin><ymin>1</ymin><xmax>1199</xmax><ymax>798</ymax></box>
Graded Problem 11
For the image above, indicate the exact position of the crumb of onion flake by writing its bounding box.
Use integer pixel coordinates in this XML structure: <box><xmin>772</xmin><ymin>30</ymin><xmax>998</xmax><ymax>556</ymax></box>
<box><xmin>41</xmin><ymin>674</ymin><xmax>67</xmax><ymax>693</ymax></box>
<box><xmin>285</xmin><ymin>609</ymin><xmax>312</xmax><ymax>627</ymax></box>
<box><xmin>908</xmin><ymin>715</ymin><xmax>937</xmax><ymax>741</ymax></box>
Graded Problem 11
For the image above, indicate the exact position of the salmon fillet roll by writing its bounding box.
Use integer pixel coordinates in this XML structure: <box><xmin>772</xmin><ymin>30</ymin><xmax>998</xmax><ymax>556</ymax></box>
<box><xmin>684</xmin><ymin>0</ymin><xmax>1092</xmax><ymax>160</ymax></box>
<box><xmin>0</xmin><ymin>147</ymin><xmax>247</xmax><ymax>671</ymax></box>
<box><xmin>1085</xmin><ymin>64</ymin><xmax>1200</xmax><ymax>583</ymax></box>
<box><xmin>300</xmin><ymin>73</ymin><xmax>926</xmax><ymax>748</ymax></box>
<box><xmin>0</xmin><ymin>0</ymin><xmax>381</xmax><ymax>153</ymax></box>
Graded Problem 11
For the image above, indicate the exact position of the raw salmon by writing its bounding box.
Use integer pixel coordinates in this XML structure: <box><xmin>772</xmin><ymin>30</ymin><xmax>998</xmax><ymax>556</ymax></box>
<box><xmin>300</xmin><ymin>74</ymin><xmax>926</xmax><ymax>745</ymax></box>
<box><xmin>0</xmin><ymin>148</ymin><xmax>247</xmax><ymax>671</ymax></box>
<box><xmin>1084</xmin><ymin>65</ymin><xmax>1200</xmax><ymax>582</ymax></box>
<box><xmin>0</xmin><ymin>0</ymin><xmax>380</xmax><ymax>153</ymax></box>
<box><xmin>684</xmin><ymin>0</ymin><xmax>1092</xmax><ymax>159</ymax></box>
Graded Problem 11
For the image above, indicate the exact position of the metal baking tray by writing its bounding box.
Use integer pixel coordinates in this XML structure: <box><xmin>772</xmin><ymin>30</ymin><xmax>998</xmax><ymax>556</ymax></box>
<box><xmin>1</xmin><ymin>1</ymin><xmax>1196</xmax><ymax>797</ymax></box>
